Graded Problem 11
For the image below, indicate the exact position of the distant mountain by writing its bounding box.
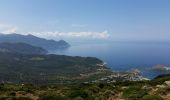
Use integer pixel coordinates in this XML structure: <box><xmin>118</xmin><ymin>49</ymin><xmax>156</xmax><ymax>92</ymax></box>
<box><xmin>0</xmin><ymin>42</ymin><xmax>48</xmax><ymax>55</ymax></box>
<box><xmin>0</xmin><ymin>33</ymin><xmax>70</xmax><ymax>50</ymax></box>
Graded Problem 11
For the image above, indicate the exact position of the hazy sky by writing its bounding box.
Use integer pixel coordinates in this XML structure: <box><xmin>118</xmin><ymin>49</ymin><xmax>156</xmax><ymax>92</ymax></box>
<box><xmin>0</xmin><ymin>0</ymin><xmax>170</xmax><ymax>42</ymax></box>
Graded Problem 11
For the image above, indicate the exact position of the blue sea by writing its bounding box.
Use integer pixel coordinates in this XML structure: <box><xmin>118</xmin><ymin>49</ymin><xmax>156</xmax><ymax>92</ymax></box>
<box><xmin>51</xmin><ymin>42</ymin><xmax>170</xmax><ymax>79</ymax></box>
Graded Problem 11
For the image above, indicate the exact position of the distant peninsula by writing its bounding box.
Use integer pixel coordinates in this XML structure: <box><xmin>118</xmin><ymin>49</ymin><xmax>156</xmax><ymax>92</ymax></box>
<box><xmin>151</xmin><ymin>64</ymin><xmax>170</xmax><ymax>71</ymax></box>
<box><xmin>0</xmin><ymin>33</ymin><xmax>70</xmax><ymax>50</ymax></box>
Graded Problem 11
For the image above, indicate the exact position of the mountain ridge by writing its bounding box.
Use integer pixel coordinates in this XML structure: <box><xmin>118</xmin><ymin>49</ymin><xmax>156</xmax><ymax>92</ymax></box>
<box><xmin>0</xmin><ymin>33</ymin><xmax>70</xmax><ymax>50</ymax></box>
<box><xmin>0</xmin><ymin>42</ymin><xmax>48</xmax><ymax>55</ymax></box>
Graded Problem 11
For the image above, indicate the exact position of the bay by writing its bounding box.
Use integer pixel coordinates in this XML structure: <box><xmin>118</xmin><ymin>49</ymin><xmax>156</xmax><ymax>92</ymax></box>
<box><xmin>50</xmin><ymin>42</ymin><xmax>170</xmax><ymax>79</ymax></box>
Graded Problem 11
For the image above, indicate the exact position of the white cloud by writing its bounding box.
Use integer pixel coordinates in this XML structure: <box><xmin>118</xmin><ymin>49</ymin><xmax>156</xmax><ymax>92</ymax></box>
<box><xmin>2</xmin><ymin>27</ymin><xmax>18</xmax><ymax>34</ymax></box>
<box><xmin>0</xmin><ymin>24</ymin><xmax>18</xmax><ymax>34</ymax></box>
<box><xmin>27</xmin><ymin>30</ymin><xmax>110</xmax><ymax>39</ymax></box>
<box><xmin>0</xmin><ymin>23</ymin><xmax>110</xmax><ymax>40</ymax></box>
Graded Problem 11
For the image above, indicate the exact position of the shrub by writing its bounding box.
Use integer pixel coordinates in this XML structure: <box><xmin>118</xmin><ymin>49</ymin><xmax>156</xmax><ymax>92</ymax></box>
<box><xmin>103</xmin><ymin>90</ymin><xmax>115</xmax><ymax>98</ymax></box>
<box><xmin>15</xmin><ymin>97</ymin><xmax>32</xmax><ymax>100</ymax></box>
<box><xmin>98</xmin><ymin>83</ymin><xmax>104</xmax><ymax>89</ymax></box>
<box><xmin>142</xmin><ymin>95</ymin><xmax>163</xmax><ymax>100</ymax></box>
<box><xmin>123</xmin><ymin>86</ymin><xmax>147</xmax><ymax>100</ymax></box>
<box><xmin>69</xmin><ymin>90</ymin><xmax>94</xmax><ymax>100</ymax></box>
<box><xmin>0</xmin><ymin>97</ymin><xmax>9</xmax><ymax>100</ymax></box>
<box><xmin>88</xmin><ymin>86</ymin><xmax>100</xmax><ymax>94</ymax></box>
<box><xmin>0</xmin><ymin>97</ymin><xmax>32</xmax><ymax>100</ymax></box>
<box><xmin>0</xmin><ymin>84</ymin><xmax>4</xmax><ymax>90</ymax></box>
<box><xmin>38</xmin><ymin>95</ymin><xmax>69</xmax><ymax>100</ymax></box>
<box><xmin>9</xmin><ymin>92</ymin><xmax>16</xmax><ymax>96</ymax></box>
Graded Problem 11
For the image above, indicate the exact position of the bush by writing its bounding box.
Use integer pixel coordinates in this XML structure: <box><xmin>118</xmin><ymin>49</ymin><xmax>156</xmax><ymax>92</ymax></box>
<box><xmin>15</xmin><ymin>97</ymin><xmax>32</xmax><ymax>100</ymax></box>
<box><xmin>38</xmin><ymin>95</ymin><xmax>69</xmax><ymax>100</ymax></box>
<box><xmin>69</xmin><ymin>90</ymin><xmax>94</xmax><ymax>100</ymax></box>
<box><xmin>0</xmin><ymin>97</ymin><xmax>9</xmax><ymax>100</ymax></box>
<box><xmin>103</xmin><ymin>90</ymin><xmax>115</xmax><ymax>98</ymax></box>
<box><xmin>0</xmin><ymin>84</ymin><xmax>4</xmax><ymax>90</ymax></box>
<box><xmin>123</xmin><ymin>86</ymin><xmax>147</xmax><ymax>100</ymax></box>
<box><xmin>9</xmin><ymin>92</ymin><xmax>16</xmax><ymax>96</ymax></box>
<box><xmin>88</xmin><ymin>86</ymin><xmax>100</xmax><ymax>94</ymax></box>
<box><xmin>0</xmin><ymin>97</ymin><xmax>32</xmax><ymax>100</ymax></box>
<box><xmin>98</xmin><ymin>83</ymin><xmax>104</xmax><ymax>89</ymax></box>
<box><xmin>142</xmin><ymin>95</ymin><xmax>163</xmax><ymax>100</ymax></box>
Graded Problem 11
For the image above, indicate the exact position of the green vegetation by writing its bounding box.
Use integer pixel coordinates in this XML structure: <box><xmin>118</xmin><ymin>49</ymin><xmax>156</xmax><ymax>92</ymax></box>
<box><xmin>0</xmin><ymin>52</ymin><xmax>109</xmax><ymax>84</ymax></box>
<box><xmin>122</xmin><ymin>86</ymin><xmax>147</xmax><ymax>99</ymax></box>
<box><xmin>38</xmin><ymin>96</ymin><xmax>69</xmax><ymax>100</ymax></box>
<box><xmin>0</xmin><ymin>35</ymin><xmax>169</xmax><ymax>99</ymax></box>
<box><xmin>0</xmin><ymin>42</ymin><xmax>47</xmax><ymax>55</ymax></box>
<box><xmin>142</xmin><ymin>95</ymin><xmax>163</xmax><ymax>100</ymax></box>
<box><xmin>0</xmin><ymin>75</ymin><xmax>168</xmax><ymax>100</ymax></box>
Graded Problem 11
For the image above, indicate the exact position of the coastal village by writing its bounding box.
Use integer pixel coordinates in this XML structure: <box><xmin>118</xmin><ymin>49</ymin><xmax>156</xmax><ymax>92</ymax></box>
<box><xmin>84</xmin><ymin>65</ymin><xmax>150</xmax><ymax>84</ymax></box>
<box><xmin>95</xmin><ymin>70</ymin><xmax>149</xmax><ymax>83</ymax></box>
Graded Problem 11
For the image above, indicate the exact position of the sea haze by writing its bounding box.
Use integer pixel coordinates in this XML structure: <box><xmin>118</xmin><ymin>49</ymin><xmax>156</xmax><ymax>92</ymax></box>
<box><xmin>50</xmin><ymin>41</ymin><xmax>170</xmax><ymax>79</ymax></box>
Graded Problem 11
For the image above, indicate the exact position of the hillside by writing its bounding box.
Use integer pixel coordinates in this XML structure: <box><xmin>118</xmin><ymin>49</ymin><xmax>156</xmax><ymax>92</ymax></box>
<box><xmin>0</xmin><ymin>75</ymin><xmax>169</xmax><ymax>100</ymax></box>
<box><xmin>0</xmin><ymin>33</ymin><xmax>70</xmax><ymax>50</ymax></box>
<box><xmin>0</xmin><ymin>52</ymin><xmax>109</xmax><ymax>84</ymax></box>
<box><xmin>0</xmin><ymin>42</ymin><xmax>47</xmax><ymax>55</ymax></box>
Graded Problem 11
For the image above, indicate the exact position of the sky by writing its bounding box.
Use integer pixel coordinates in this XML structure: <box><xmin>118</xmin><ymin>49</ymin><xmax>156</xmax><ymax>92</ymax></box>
<box><xmin>0</xmin><ymin>0</ymin><xmax>170</xmax><ymax>42</ymax></box>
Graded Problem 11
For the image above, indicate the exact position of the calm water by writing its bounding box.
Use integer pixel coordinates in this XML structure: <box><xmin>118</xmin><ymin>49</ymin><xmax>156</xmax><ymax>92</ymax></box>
<box><xmin>51</xmin><ymin>42</ymin><xmax>170</xmax><ymax>79</ymax></box>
